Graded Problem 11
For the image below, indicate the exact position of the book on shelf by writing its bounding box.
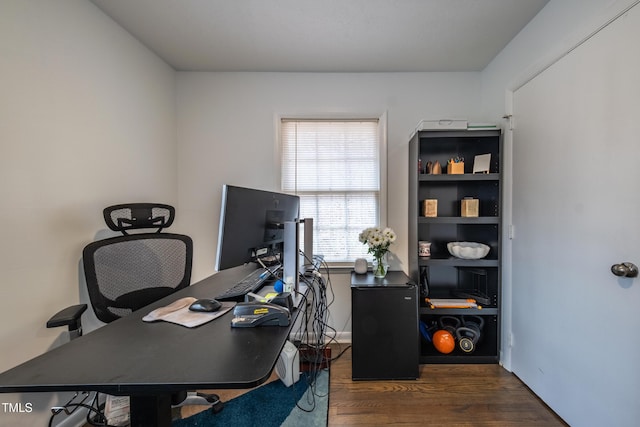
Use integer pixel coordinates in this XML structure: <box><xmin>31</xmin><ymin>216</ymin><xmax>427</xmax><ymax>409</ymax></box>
<box><xmin>425</xmin><ymin>298</ymin><xmax>479</xmax><ymax>309</ymax></box>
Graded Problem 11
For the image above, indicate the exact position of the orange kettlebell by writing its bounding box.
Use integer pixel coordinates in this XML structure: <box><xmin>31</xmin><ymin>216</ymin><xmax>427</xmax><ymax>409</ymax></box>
<box><xmin>432</xmin><ymin>329</ymin><xmax>455</xmax><ymax>354</ymax></box>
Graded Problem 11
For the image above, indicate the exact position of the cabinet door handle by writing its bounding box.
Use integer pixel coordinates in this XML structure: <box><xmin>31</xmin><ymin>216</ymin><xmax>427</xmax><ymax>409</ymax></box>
<box><xmin>611</xmin><ymin>262</ymin><xmax>638</xmax><ymax>278</ymax></box>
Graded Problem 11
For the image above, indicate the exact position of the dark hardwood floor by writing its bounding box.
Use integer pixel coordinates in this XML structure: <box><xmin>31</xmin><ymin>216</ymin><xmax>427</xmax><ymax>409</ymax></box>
<box><xmin>328</xmin><ymin>344</ymin><xmax>567</xmax><ymax>426</ymax></box>
<box><xmin>183</xmin><ymin>343</ymin><xmax>567</xmax><ymax>426</ymax></box>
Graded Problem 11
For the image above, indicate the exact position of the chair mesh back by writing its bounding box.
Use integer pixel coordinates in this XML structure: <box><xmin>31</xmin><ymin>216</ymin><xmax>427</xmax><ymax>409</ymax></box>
<box><xmin>103</xmin><ymin>203</ymin><xmax>175</xmax><ymax>233</ymax></box>
<box><xmin>83</xmin><ymin>233</ymin><xmax>192</xmax><ymax>323</ymax></box>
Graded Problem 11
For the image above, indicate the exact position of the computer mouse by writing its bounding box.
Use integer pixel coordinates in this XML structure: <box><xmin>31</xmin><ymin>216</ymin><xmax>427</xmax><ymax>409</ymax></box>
<box><xmin>189</xmin><ymin>298</ymin><xmax>222</xmax><ymax>313</ymax></box>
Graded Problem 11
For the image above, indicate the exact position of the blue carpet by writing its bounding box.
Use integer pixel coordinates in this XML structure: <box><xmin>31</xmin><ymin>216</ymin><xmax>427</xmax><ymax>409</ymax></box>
<box><xmin>173</xmin><ymin>370</ymin><xmax>329</xmax><ymax>427</ymax></box>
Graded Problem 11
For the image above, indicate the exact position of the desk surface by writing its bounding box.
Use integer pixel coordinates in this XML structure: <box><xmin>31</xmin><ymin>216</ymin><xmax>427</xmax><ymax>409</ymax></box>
<box><xmin>0</xmin><ymin>264</ymin><xmax>299</xmax><ymax>396</ymax></box>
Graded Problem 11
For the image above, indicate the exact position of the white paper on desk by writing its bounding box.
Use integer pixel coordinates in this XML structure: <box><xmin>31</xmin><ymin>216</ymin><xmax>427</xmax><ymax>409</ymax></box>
<box><xmin>142</xmin><ymin>297</ymin><xmax>235</xmax><ymax>328</ymax></box>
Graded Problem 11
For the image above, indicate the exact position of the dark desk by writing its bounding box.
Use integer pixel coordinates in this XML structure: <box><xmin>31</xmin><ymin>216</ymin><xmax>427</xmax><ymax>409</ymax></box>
<box><xmin>0</xmin><ymin>264</ymin><xmax>302</xmax><ymax>426</ymax></box>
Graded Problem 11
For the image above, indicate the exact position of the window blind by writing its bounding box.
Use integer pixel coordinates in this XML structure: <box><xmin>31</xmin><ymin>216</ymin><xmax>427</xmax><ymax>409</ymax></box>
<box><xmin>280</xmin><ymin>119</ymin><xmax>381</xmax><ymax>263</ymax></box>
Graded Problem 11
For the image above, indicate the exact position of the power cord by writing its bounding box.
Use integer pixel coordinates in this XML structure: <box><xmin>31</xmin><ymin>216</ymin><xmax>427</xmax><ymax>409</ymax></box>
<box><xmin>48</xmin><ymin>392</ymin><xmax>116</xmax><ymax>427</ymax></box>
<box><xmin>254</xmin><ymin>253</ymin><xmax>282</xmax><ymax>280</ymax></box>
<box><xmin>288</xmin><ymin>253</ymin><xmax>336</xmax><ymax>412</ymax></box>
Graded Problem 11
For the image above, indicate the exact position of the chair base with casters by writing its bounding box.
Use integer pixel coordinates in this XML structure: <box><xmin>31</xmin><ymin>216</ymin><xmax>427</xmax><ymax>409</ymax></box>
<box><xmin>172</xmin><ymin>390</ymin><xmax>224</xmax><ymax>414</ymax></box>
<box><xmin>46</xmin><ymin>203</ymin><xmax>224</xmax><ymax>422</ymax></box>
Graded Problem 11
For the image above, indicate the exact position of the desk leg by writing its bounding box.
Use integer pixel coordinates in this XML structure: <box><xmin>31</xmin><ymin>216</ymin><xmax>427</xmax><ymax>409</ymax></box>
<box><xmin>129</xmin><ymin>394</ymin><xmax>172</xmax><ymax>427</ymax></box>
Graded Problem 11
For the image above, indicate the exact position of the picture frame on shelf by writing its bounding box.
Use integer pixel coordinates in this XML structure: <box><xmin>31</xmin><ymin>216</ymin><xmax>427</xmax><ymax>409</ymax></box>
<box><xmin>473</xmin><ymin>153</ymin><xmax>491</xmax><ymax>174</ymax></box>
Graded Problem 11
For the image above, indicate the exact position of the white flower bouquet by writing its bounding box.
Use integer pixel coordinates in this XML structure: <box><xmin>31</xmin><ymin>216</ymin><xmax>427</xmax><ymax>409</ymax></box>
<box><xmin>359</xmin><ymin>227</ymin><xmax>397</xmax><ymax>277</ymax></box>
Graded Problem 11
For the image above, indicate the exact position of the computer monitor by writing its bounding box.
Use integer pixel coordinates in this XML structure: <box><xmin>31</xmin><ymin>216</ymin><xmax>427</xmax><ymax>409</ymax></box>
<box><xmin>215</xmin><ymin>184</ymin><xmax>300</xmax><ymax>272</ymax></box>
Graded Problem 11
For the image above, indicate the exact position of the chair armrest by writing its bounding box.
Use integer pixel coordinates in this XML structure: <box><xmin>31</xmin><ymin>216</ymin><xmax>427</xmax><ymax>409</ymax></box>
<box><xmin>47</xmin><ymin>304</ymin><xmax>88</xmax><ymax>333</ymax></box>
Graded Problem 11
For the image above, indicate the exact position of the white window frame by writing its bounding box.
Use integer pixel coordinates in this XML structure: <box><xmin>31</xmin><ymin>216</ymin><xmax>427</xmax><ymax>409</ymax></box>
<box><xmin>276</xmin><ymin>112</ymin><xmax>388</xmax><ymax>267</ymax></box>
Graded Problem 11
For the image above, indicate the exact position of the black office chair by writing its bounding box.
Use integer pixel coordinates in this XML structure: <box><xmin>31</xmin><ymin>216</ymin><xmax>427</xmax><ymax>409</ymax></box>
<box><xmin>83</xmin><ymin>203</ymin><xmax>192</xmax><ymax>323</ymax></box>
<box><xmin>47</xmin><ymin>203</ymin><xmax>221</xmax><ymax>422</ymax></box>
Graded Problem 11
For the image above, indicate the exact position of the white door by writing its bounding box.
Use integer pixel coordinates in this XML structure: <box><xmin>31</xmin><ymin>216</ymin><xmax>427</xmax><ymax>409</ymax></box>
<box><xmin>511</xmin><ymin>6</ymin><xmax>640</xmax><ymax>427</ymax></box>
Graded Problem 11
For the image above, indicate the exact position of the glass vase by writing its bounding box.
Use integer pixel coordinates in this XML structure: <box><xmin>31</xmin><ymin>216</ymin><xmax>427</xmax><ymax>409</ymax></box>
<box><xmin>373</xmin><ymin>253</ymin><xmax>388</xmax><ymax>278</ymax></box>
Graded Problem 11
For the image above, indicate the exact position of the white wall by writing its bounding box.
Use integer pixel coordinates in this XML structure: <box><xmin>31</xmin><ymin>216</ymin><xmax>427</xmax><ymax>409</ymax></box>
<box><xmin>176</xmin><ymin>71</ymin><xmax>482</xmax><ymax>339</ymax></box>
<box><xmin>512</xmin><ymin>9</ymin><xmax>640</xmax><ymax>422</ymax></box>
<box><xmin>0</xmin><ymin>1</ymin><xmax>176</xmax><ymax>425</ymax></box>
<box><xmin>480</xmin><ymin>0</ymin><xmax>638</xmax><ymax>370</ymax></box>
<box><xmin>481</xmin><ymin>0</ymin><xmax>625</xmax><ymax>119</ymax></box>
<box><xmin>480</xmin><ymin>0</ymin><xmax>640</xmax><ymax>425</ymax></box>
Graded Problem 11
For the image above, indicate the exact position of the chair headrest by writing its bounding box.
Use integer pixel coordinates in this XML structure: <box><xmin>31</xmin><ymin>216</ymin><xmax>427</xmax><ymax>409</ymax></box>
<box><xmin>103</xmin><ymin>203</ymin><xmax>175</xmax><ymax>234</ymax></box>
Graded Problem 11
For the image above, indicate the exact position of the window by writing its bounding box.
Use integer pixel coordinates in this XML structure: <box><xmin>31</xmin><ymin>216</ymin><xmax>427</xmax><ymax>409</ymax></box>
<box><xmin>280</xmin><ymin>117</ymin><xmax>386</xmax><ymax>264</ymax></box>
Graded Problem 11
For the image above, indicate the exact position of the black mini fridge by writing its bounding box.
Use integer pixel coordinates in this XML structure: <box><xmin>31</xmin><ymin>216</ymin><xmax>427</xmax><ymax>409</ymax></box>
<box><xmin>351</xmin><ymin>271</ymin><xmax>419</xmax><ymax>380</ymax></box>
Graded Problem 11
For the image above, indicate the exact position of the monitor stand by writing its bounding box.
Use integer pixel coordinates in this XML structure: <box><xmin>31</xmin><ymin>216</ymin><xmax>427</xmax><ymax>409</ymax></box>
<box><xmin>283</xmin><ymin>221</ymin><xmax>300</xmax><ymax>296</ymax></box>
<box><xmin>301</xmin><ymin>218</ymin><xmax>314</xmax><ymax>273</ymax></box>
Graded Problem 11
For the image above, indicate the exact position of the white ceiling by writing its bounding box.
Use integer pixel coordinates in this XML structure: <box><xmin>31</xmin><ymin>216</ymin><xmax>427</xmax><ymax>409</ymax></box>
<box><xmin>90</xmin><ymin>0</ymin><xmax>549</xmax><ymax>72</ymax></box>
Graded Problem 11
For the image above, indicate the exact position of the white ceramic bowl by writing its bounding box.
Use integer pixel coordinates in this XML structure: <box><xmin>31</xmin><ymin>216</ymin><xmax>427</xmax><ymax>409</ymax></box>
<box><xmin>447</xmin><ymin>242</ymin><xmax>490</xmax><ymax>259</ymax></box>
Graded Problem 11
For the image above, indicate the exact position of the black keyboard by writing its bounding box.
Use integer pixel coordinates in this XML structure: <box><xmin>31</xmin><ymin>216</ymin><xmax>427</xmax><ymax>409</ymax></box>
<box><xmin>216</xmin><ymin>265</ymin><xmax>281</xmax><ymax>301</ymax></box>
